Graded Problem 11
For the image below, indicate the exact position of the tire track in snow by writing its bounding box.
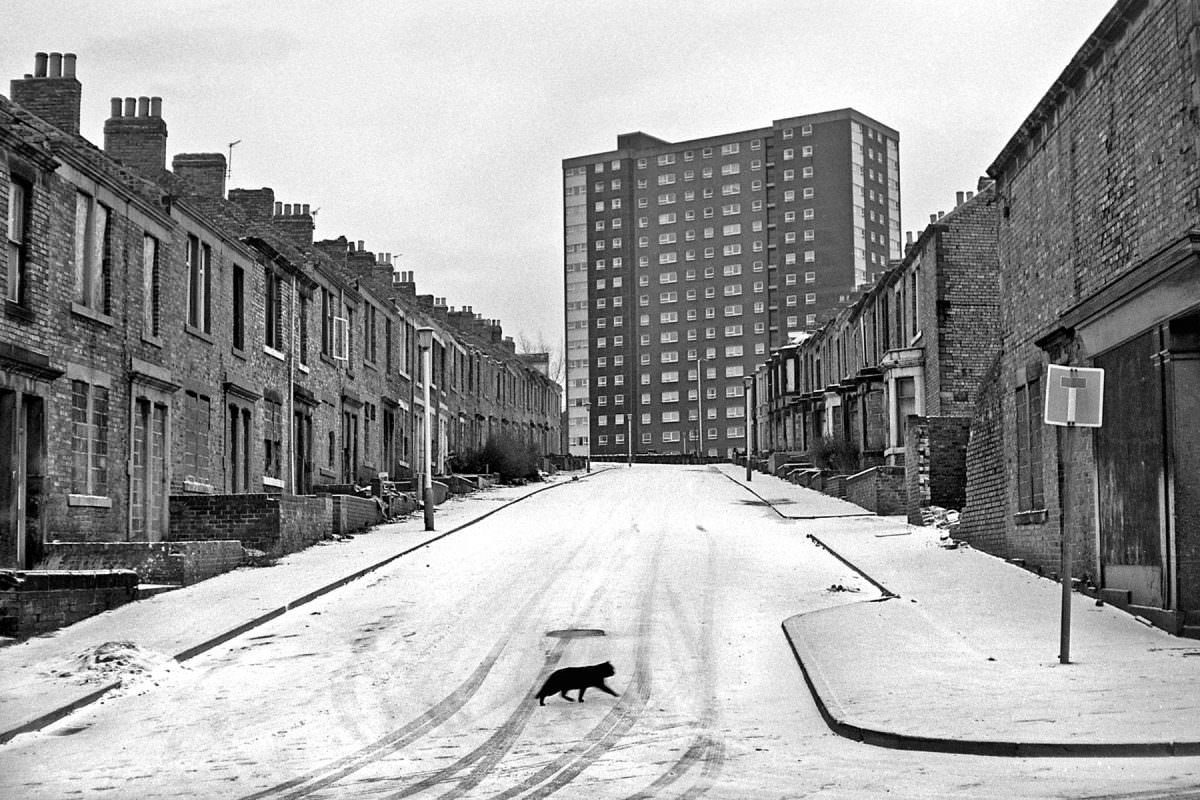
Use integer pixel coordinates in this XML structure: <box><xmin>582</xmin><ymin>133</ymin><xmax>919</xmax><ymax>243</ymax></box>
<box><xmin>625</xmin><ymin>502</ymin><xmax>726</xmax><ymax>799</ymax></box>
<box><xmin>380</xmin><ymin>574</ymin><xmax>618</xmax><ymax>800</ymax></box>
<box><xmin>377</xmin><ymin>638</ymin><xmax>571</xmax><ymax>799</ymax></box>
<box><xmin>480</xmin><ymin>532</ymin><xmax>665</xmax><ymax>800</ymax></box>
<box><xmin>418</xmin><ymin>526</ymin><xmax>661</xmax><ymax>800</ymax></box>
<box><xmin>239</xmin><ymin>531</ymin><xmax>598</xmax><ymax>800</ymax></box>
<box><xmin>489</xmin><ymin>653</ymin><xmax>653</xmax><ymax>800</ymax></box>
<box><xmin>622</xmin><ymin>733</ymin><xmax>724</xmax><ymax>800</ymax></box>
<box><xmin>237</xmin><ymin>632</ymin><xmax>512</xmax><ymax>800</ymax></box>
<box><xmin>675</xmin><ymin>737</ymin><xmax>725</xmax><ymax>800</ymax></box>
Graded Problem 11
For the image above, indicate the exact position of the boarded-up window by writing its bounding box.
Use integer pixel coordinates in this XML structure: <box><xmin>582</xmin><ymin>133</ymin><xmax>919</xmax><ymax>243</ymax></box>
<box><xmin>1095</xmin><ymin>330</ymin><xmax>1163</xmax><ymax>571</ymax></box>
<box><xmin>1015</xmin><ymin>378</ymin><xmax>1044</xmax><ymax>511</ymax></box>
<box><xmin>75</xmin><ymin>192</ymin><xmax>110</xmax><ymax>313</ymax></box>
<box><xmin>183</xmin><ymin>391</ymin><xmax>211</xmax><ymax>479</ymax></box>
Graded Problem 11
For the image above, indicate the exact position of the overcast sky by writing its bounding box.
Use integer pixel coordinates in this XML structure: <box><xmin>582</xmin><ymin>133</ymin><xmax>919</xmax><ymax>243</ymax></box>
<box><xmin>3</xmin><ymin>0</ymin><xmax>1116</xmax><ymax>361</ymax></box>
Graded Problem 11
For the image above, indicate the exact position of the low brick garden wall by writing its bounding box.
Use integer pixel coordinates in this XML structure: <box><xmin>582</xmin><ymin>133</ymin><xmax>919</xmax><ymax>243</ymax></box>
<box><xmin>332</xmin><ymin>495</ymin><xmax>381</xmax><ymax>537</ymax></box>
<box><xmin>170</xmin><ymin>494</ymin><xmax>333</xmax><ymax>556</ymax></box>
<box><xmin>822</xmin><ymin>474</ymin><xmax>847</xmax><ymax>499</ymax></box>
<box><xmin>844</xmin><ymin>465</ymin><xmax>906</xmax><ymax>515</ymax></box>
<box><xmin>0</xmin><ymin>570</ymin><xmax>139</xmax><ymax>638</ymax></box>
<box><xmin>39</xmin><ymin>541</ymin><xmax>245</xmax><ymax>586</ymax></box>
<box><xmin>278</xmin><ymin>495</ymin><xmax>334</xmax><ymax>554</ymax></box>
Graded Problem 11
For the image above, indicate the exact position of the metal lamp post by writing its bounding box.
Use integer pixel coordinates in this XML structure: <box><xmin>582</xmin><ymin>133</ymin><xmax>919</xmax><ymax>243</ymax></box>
<box><xmin>583</xmin><ymin>402</ymin><xmax>591</xmax><ymax>473</ymax></box>
<box><xmin>417</xmin><ymin>326</ymin><xmax>435</xmax><ymax>531</ymax></box>
<box><xmin>743</xmin><ymin>374</ymin><xmax>754</xmax><ymax>481</ymax></box>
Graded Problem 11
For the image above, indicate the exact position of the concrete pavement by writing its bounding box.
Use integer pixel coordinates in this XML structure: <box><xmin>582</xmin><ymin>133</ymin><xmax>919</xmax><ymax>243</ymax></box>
<box><xmin>0</xmin><ymin>473</ymin><xmax>592</xmax><ymax>744</ymax></box>
<box><xmin>716</xmin><ymin>464</ymin><xmax>1200</xmax><ymax>756</ymax></box>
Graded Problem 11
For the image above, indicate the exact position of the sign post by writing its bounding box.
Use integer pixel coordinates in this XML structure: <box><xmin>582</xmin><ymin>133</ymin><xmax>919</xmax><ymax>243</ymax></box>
<box><xmin>743</xmin><ymin>375</ymin><xmax>754</xmax><ymax>481</ymax></box>
<box><xmin>1044</xmin><ymin>364</ymin><xmax>1104</xmax><ymax>664</ymax></box>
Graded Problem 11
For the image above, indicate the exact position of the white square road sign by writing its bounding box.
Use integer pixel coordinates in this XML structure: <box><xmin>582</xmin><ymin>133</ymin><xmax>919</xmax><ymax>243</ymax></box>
<box><xmin>1044</xmin><ymin>364</ymin><xmax>1104</xmax><ymax>427</ymax></box>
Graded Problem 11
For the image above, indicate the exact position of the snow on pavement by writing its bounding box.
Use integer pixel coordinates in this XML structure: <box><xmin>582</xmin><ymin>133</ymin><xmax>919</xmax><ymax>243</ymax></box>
<box><xmin>3</xmin><ymin>465</ymin><xmax>1200</xmax><ymax>798</ymax></box>
<box><xmin>719</xmin><ymin>463</ymin><xmax>1200</xmax><ymax>748</ymax></box>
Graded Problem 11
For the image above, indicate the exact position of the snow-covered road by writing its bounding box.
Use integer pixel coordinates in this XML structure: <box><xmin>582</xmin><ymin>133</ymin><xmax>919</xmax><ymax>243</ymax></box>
<box><xmin>3</xmin><ymin>465</ymin><xmax>1199</xmax><ymax>798</ymax></box>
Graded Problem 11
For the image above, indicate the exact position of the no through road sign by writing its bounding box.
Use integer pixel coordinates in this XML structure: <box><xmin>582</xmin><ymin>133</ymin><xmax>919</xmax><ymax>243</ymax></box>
<box><xmin>1044</xmin><ymin>364</ymin><xmax>1104</xmax><ymax>427</ymax></box>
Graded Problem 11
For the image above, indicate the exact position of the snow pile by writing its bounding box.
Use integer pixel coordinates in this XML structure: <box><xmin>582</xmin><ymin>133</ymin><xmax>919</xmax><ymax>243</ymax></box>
<box><xmin>50</xmin><ymin>641</ymin><xmax>185</xmax><ymax>693</ymax></box>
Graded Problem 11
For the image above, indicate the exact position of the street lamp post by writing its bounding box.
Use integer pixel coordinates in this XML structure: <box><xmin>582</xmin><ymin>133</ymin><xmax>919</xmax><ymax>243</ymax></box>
<box><xmin>743</xmin><ymin>374</ymin><xmax>754</xmax><ymax>481</ymax></box>
<box><xmin>418</xmin><ymin>327</ymin><xmax>435</xmax><ymax>531</ymax></box>
<box><xmin>583</xmin><ymin>401</ymin><xmax>591</xmax><ymax>473</ymax></box>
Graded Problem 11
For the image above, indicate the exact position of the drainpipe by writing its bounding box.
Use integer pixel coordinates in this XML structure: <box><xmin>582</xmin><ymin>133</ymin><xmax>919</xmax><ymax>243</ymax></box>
<box><xmin>288</xmin><ymin>273</ymin><xmax>296</xmax><ymax>495</ymax></box>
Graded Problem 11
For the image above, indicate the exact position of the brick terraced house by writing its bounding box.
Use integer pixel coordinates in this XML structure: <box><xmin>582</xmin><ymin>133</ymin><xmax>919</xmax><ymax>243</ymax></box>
<box><xmin>0</xmin><ymin>52</ymin><xmax>561</xmax><ymax>602</ymax></box>
<box><xmin>955</xmin><ymin>0</ymin><xmax>1200</xmax><ymax>636</ymax></box>
<box><xmin>751</xmin><ymin>183</ymin><xmax>1000</xmax><ymax>521</ymax></box>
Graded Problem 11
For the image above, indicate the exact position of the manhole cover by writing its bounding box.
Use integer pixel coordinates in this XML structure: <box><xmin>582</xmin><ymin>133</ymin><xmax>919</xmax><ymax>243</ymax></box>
<box><xmin>546</xmin><ymin>628</ymin><xmax>606</xmax><ymax>639</ymax></box>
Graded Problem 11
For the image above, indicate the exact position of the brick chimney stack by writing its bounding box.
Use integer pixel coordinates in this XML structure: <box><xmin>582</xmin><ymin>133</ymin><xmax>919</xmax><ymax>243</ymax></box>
<box><xmin>272</xmin><ymin>202</ymin><xmax>316</xmax><ymax>248</ymax></box>
<box><xmin>392</xmin><ymin>270</ymin><xmax>417</xmax><ymax>297</ymax></box>
<box><xmin>104</xmin><ymin>95</ymin><xmax>167</xmax><ymax>179</ymax></box>
<box><xmin>227</xmin><ymin>187</ymin><xmax>276</xmax><ymax>223</ymax></box>
<box><xmin>172</xmin><ymin>153</ymin><xmax>226</xmax><ymax>198</ymax></box>
<box><xmin>10</xmin><ymin>52</ymin><xmax>82</xmax><ymax>135</ymax></box>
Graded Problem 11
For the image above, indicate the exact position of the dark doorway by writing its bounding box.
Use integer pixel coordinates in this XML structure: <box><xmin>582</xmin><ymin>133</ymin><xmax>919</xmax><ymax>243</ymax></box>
<box><xmin>0</xmin><ymin>390</ymin><xmax>45</xmax><ymax>568</ymax></box>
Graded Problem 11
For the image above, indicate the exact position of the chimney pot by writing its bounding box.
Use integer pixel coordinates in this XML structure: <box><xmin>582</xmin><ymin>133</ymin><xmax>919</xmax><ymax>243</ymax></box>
<box><xmin>273</xmin><ymin>202</ymin><xmax>283</xmax><ymax>216</ymax></box>
<box><xmin>13</xmin><ymin>51</ymin><xmax>83</xmax><ymax>134</ymax></box>
<box><xmin>955</xmin><ymin>191</ymin><xmax>965</xmax><ymax>206</ymax></box>
<box><xmin>110</xmin><ymin>97</ymin><xmax>122</xmax><ymax>118</ymax></box>
<box><xmin>929</xmin><ymin>214</ymin><xmax>937</xmax><ymax>223</ymax></box>
<box><xmin>63</xmin><ymin>53</ymin><xmax>76</xmax><ymax>78</ymax></box>
<box><xmin>124</xmin><ymin>97</ymin><xmax>136</xmax><ymax>116</ymax></box>
<box><xmin>906</xmin><ymin>231</ymin><xmax>913</xmax><ymax>244</ymax></box>
<box><xmin>137</xmin><ymin>96</ymin><xmax>150</xmax><ymax>117</ymax></box>
<box><xmin>150</xmin><ymin>96</ymin><xmax>162</xmax><ymax>117</ymax></box>
<box><xmin>937</xmin><ymin>211</ymin><xmax>945</xmax><ymax>219</ymax></box>
<box><xmin>301</xmin><ymin>203</ymin><xmax>310</xmax><ymax>215</ymax></box>
<box><xmin>966</xmin><ymin>191</ymin><xmax>974</xmax><ymax>201</ymax></box>
<box><xmin>357</xmin><ymin>240</ymin><xmax>364</xmax><ymax>251</ymax></box>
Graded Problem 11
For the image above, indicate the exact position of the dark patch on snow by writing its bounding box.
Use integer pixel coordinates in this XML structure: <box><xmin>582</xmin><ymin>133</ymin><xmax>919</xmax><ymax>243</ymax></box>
<box><xmin>546</xmin><ymin>628</ymin><xmax>606</xmax><ymax>639</ymax></box>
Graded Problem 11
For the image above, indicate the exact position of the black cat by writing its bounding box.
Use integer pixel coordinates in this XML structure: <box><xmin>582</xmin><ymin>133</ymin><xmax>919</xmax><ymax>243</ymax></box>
<box><xmin>536</xmin><ymin>661</ymin><xmax>618</xmax><ymax>705</ymax></box>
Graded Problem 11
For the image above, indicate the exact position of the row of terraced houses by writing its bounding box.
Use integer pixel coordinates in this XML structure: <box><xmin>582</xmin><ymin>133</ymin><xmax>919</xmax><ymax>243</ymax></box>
<box><xmin>750</xmin><ymin>0</ymin><xmax>1200</xmax><ymax>638</ymax></box>
<box><xmin>0</xmin><ymin>53</ymin><xmax>562</xmax><ymax>602</ymax></box>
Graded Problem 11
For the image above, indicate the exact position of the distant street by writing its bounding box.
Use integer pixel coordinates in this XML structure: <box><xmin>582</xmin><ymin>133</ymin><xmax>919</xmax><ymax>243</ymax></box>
<box><xmin>1</xmin><ymin>466</ymin><xmax>1195</xmax><ymax>798</ymax></box>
